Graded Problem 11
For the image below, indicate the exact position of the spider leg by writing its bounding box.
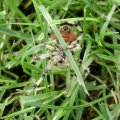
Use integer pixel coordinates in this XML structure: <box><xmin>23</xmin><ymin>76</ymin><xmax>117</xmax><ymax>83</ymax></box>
<box><xmin>33</xmin><ymin>44</ymin><xmax>55</xmax><ymax>60</ymax></box>
<box><xmin>58</xmin><ymin>49</ymin><xmax>66</xmax><ymax>63</ymax></box>
<box><xmin>67</xmin><ymin>34</ymin><xmax>83</xmax><ymax>52</ymax></box>
<box><xmin>33</xmin><ymin>52</ymin><xmax>51</xmax><ymax>60</ymax></box>
<box><xmin>32</xmin><ymin>68</ymin><xmax>50</xmax><ymax>90</ymax></box>
<box><xmin>32</xmin><ymin>51</ymin><xmax>59</xmax><ymax>90</ymax></box>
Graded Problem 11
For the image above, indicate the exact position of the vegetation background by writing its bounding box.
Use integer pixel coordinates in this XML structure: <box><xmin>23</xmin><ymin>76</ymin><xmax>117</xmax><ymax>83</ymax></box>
<box><xmin>0</xmin><ymin>0</ymin><xmax>120</xmax><ymax>120</ymax></box>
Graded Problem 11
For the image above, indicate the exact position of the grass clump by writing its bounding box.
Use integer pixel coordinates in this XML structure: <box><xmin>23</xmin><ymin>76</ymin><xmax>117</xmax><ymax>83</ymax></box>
<box><xmin>0</xmin><ymin>0</ymin><xmax>120</xmax><ymax>120</ymax></box>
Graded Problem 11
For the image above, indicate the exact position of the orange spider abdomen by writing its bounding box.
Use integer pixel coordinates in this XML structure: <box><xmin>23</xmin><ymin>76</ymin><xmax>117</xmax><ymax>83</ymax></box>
<box><xmin>54</xmin><ymin>25</ymin><xmax>77</xmax><ymax>43</ymax></box>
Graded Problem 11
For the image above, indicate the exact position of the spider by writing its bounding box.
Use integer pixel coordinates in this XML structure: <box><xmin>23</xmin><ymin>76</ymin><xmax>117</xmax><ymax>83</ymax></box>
<box><xmin>32</xmin><ymin>23</ymin><xmax>83</xmax><ymax>90</ymax></box>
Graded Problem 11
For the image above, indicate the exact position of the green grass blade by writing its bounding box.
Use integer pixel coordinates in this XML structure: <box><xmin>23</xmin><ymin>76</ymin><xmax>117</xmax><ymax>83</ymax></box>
<box><xmin>0</xmin><ymin>26</ymin><xmax>32</xmax><ymax>41</ymax></box>
<box><xmin>50</xmin><ymin>17</ymin><xmax>99</xmax><ymax>25</ymax></box>
<box><xmin>99</xmin><ymin>4</ymin><xmax>117</xmax><ymax>44</ymax></box>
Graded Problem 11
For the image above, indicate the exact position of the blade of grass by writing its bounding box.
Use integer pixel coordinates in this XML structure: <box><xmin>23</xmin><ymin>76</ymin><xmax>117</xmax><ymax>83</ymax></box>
<box><xmin>32</xmin><ymin>0</ymin><xmax>44</xmax><ymax>30</ymax></box>
<box><xmin>83</xmin><ymin>0</ymin><xmax>101</xmax><ymax>15</ymax></box>
<box><xmin>0</xmin><ymin>107</ymin><xmax>35</xmax><ymax>119</ymax></box>
<box><xmin>25</xmin><ymin>93</ymin><xmax>112</xmax><ymax>109</ymax></box>
<box><xmin>50</xmin><ymin>17</ymin><xmax>99</xmax><ymax>25</ymax></box>
<box><xmin>0</xmin><ymin>26</ymin><xmax>32</xmax><ymax>41</ymax></box>
<box><xmin>99</xmin><ymin>102</ymin><xmax>112</xmax><ymax>120</ymax></box>
<box><xmin>99</xmin><ymin>4</ymin><xmax>116</xmax><ymax>45</ymax></box>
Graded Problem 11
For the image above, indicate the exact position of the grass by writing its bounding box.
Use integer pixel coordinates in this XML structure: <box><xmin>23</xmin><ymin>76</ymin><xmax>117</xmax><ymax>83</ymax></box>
<box><xmin>0</xmin><ymin>0</ymin><xmax>120</xmax><ymax>120</ymax></box>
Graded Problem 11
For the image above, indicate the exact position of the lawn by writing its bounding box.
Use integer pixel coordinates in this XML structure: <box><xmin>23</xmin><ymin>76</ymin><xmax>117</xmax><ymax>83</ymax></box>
<box><xmin>0</xmin><ymin>0</ymin><xmax>120</xmax><ymax>120</ymax></box>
